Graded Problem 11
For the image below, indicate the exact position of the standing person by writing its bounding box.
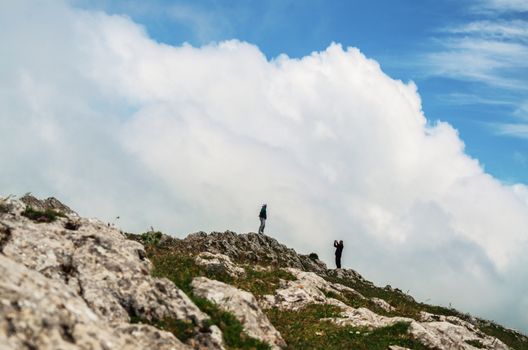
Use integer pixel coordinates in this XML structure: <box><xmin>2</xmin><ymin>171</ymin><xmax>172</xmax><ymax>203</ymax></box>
<box><xmin>258</xmin><ymin>204</ymin><xmax>267</xmax><ymax>234</ymax></box>
<box><xmin>334</xmin><ymin>240</ymin><xmax>344</xmax><ymax>268</ymax></box>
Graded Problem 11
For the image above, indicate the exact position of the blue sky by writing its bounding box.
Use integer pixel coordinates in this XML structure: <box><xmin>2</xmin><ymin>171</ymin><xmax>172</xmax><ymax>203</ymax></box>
<box><xmin>74</xmin><ymin>0</ymin><xmax>528</xmax><ymax>183</ymax></box>
<box><xmin>3</xmin><ymin>0</ymin><xmax>528</xmax><ymax>331</ymax></box>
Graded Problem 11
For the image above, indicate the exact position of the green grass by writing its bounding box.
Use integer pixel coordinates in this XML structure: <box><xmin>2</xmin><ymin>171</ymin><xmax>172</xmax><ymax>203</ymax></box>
<box><xmin>192</xmin><ymin>296</ymin><xmax>270</xmax><ymax>350</ymax></box>
<box><xmin>146</xmin><ymin>247</ymin><xmax>271</xmax><ymax>349</ymax></box>
<box><xmin>235</xmin><ymin>267</ymin><xmax>296</xmax><ymax>296</ymax></box>
<box><xmin>465</xmin><ymin>339</ymin><xmax>485</xmax><ymax>348</ymax></box>
<box><xmin>21</xmin><ymin>206</ymin><xmax>66</xmax><ymax>223</ymax></box>
<box><xmin>325</xmin><ymin>275</ymin><xmax>422</xmax><ymax>319</ymax></box>
<box><xmin>129</xmin><ymin>233</ymin><xmax>528</xmax><ymax>350</ymax></box>
<box><xmin>325</xmin><ymin>274</ymin><xmax>528</xmax><ymax>349</ymax></box>
<box><xmin>266</xmin><ymin>304</ymin><xmax>431</xmax><ymax>350</ymax></box>
<box><xmin>148</xmin><ymin>246</ymin><xmax>295</xmax><ymax>297</ymax></box>
<box><xmin>477</xmin><ymin>322</ymin><xmax>528</xmax><ymax>350</ymax></box>
<box><xmin>138</xmin><ymin>231</ymin><xmax>163</xmax><ymax>247</ymax></box>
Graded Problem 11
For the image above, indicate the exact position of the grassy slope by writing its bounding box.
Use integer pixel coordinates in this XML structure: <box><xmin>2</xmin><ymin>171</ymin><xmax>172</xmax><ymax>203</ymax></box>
<box><xmin>128</xmin><ymin>232</ymin><xmax>528</xmax><ymax>350</ymax></box>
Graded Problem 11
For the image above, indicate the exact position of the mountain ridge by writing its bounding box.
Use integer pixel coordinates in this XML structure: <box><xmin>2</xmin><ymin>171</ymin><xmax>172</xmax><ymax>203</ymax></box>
<box><xmin>0</xmin><ymin>194</ymin><xmax>526</xmax><ymax>350</ymax></box>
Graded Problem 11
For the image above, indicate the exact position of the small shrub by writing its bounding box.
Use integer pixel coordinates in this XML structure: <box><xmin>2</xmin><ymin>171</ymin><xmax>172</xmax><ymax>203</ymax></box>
<box><xmin>308</xmin><ymin>252</ymin><xmax>319</xmax><ymax>261</ymax></box>
<box><xmin>465</xmin><ymin>339</ymin><xmax>485</xmax><ymax>348</ymax></box>
<box><xmin>64</xmin><ymin>220</ymin><xmax>81</xmax><ymax>231</ymax></box>
<box><xmin>140</xmin><ymin>231</ymin><xmax>163</xmax><ymax>246</ymax></box>
<box><xmin>22</xmin><ymin>207</ymin><xmax>65</xmax><ymax>223</ymax></box>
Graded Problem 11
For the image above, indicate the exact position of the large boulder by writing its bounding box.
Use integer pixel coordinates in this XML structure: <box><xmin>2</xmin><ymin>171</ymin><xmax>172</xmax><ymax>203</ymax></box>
<box><xmin>191</xmin><ymin>277</ymin><xmax>286</xmax><ymax>350</ymax></box>
<box><xmin>260</xmin><ymin>268</ymin><xmax>364</xmax><ymax>310</ymax></box>
<box><xmin>0</xmin><ymin>255</ymin><xmax>191</xmax><ymax>350</ymax></box>
<box><xmin>178</xmin><ymin>231</ymin><xmax>328</xmax><ymax>274</ymax></box>
<box><xmin>0</xmin><ymin>196</ymin><xmax>221</xmax><ymax>349</ymax></box>
<box><xmin>195</xmin><ymin>252</ymin><xmax>246</xmax><ymax>278</ymax></box>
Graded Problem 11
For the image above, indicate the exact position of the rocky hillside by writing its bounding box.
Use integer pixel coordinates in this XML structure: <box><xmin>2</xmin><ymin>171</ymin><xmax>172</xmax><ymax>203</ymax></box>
<box><xmin>1</xmin><ymin>195</ymin><xmax>527</xmax><ymax>350</ymax></box>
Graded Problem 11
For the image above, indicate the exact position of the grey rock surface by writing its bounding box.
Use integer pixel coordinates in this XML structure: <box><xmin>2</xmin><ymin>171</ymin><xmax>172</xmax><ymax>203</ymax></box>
<box><xmin>179</xmin><ymin>231</ymin><xmax>328</xmax><ymax>274</ymax></box>
<box><xmin>195</xmin><ymin>252</ymin><xmax>246</xmax><ymax>278</ymax></box>
<box><xmin>0</xmin><ymin>196</ymin><xmax>218</xmax><ymax>349</ymax></box>
<box><xmin>0</xmin><ymin>195</ymin><xmax>522</xmax><ymax>350</ymax></box>
<box><xmin>192</xmin><ymin>277</ymin><xmax>286</xmax><ymax>350</ymax></box>
<box><xmin>371</xmin><ymin>297</ymin><xmax>396</xmax><ymax>312</ymax></box>
<box><xmin>0</xmin><ymin>254</ymin><xmax>191</xmax><ymax>350</ymax></box>
<box><xmin>263</xmin><ymin>267</ymin><xmax>508</xmax><ymax>350</ymax></box>
<box><xmin>20</xmin><ymin>194</ymin><xmax>77</xmax><ymax>215</ymax></box>
<box><xmin>260</xmin><ymin>268</ymin><xmax>364</xmax><ymax>310</ymax></box>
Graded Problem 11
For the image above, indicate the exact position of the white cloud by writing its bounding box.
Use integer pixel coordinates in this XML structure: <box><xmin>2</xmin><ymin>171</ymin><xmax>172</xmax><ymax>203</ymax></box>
<box><xmin>422</xmin><ymin>4</ymin><xmax>528</xmax><ymax>142</ymax></box>
<box><xmin>493</xmin><ymin>123</ymin><xmax>528</xmax><ymax>138</ymax></box>
<box><xmin>435</xmin><ymin>93</ymin><xmax>515</xmax><ymax>106</ymax></box>
<box><xmin>2</xmin><ymin>0</ymin><xmax>528</xmax><ymax>333</ymax></box>
<box><xmin>472</xmin><ymin>0</ymin><xmax>528</xmax><ymax>13</ymax></box>
<box><xmin>426</xmin><ymin>37</ymin><xmax>528</xmax><ymax>89</ymax></box>
<box><xmin>447</xmin><ymin>20</ymin><xmax>528</xmax><ymax>41</ymax></box>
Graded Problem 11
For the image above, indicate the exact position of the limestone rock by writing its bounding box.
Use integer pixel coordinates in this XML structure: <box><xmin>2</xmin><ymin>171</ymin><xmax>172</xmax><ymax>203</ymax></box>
<box><xmin>260</xmin><ymin>268</ymin><xmax>364</xmax><ymax>310</ymax></box>
<box><xmin>178</xmin><ymin>231</ymin><xmax>328</xmax><ymax>274</ymax></box>
<box><xmin>114</xmin><ymin>323</ymin><xmax>192</xmax><ymax>350</ymax></box>
<box><xmin>0</xmin><ymin>197</ymin><xmax>219</xmax><ymax>349</ymax></box>
<box><xmin>0</xmin><ymin>255</ymin><xmax>191</xmax><ymax>350</ymax></box>
<box><xmin>326</xmin><ymin>267</ymin><xmax>370</xmax><ymax>284</ymax></box>
<box><xmin>195</xmin><ymin>252</ymin><xmax>246</xmax><ymax>278</ymax></box>
<box><xmin>408</xmin><ymin>321</ymin><xmax>509</xmax><ymax>350</ymax></box>
<box><xmin>371</xmin><ymin>297</ymin><xmax>396</xmax><ymax>312</ymax></box>
<box><xmin>191</xmin><ymin>277</ymin><xmax>286</xmax><ymax>350</ymax></box>
<box><xmin>0</xmin><ymin>195</ymin><xmax>521</xmax><ymax>350</ymax></box>
<box><xmin>189</xmin><ymin>325</ymin><xmax>225</xmax><ymax>350</ymax></box>
<box><xmin>262</xmin><ymin>267</ymin><xmax>508</xmax><ymax>350</ymax></box>
<box><xmin>20</xmin><ymin>194</ymin><xmax>77</xmax><ymax>215</ymax></box>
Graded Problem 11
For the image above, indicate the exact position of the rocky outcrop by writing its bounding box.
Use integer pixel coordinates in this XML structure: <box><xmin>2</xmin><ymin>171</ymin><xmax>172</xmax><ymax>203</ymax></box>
<box><xmin>20</xmin><ymin>194</ymin><xmax>77</xmax><ymax>215</ymax></box>
<box><xmin>0</xmin><ymin>196</ymin><xmax>219</xmax><ymax>349</ymax></box>
<box><xmin>0</xmin><ymin>195</ymin><xmax>524</xmax><ymax>350</ymax></box>
<box><xmin>191</xmin><ymin>277</ymin><xmax>286</xmax><ymax>350</ymax></box>
<box><xmin>195</xmin><ymin>252</ymin><xmax>246</xmax><ymax>278</ymax></box>
<box><xmin>0</xmin><ymin>254</ymin><xmax>191</xmax><ymax>350</ymax></box>
<box><xmin>177</xmin><ymin>231</ymin><xmax>329</xmax><ymax>274</ymax></box>
<box><xmin>261</xmin><ymin>266</ymin><xmax>508</xmax><ymax>350</ymax></box>
<box><xmin>371</xmin><ymin>297</ymin><xmax>396</xmax><ymax>312</ymax></box>
<box><xmin>260</xmin><ymin>268</ymin><xmax>364</xmax><ymax>310</ymax></box>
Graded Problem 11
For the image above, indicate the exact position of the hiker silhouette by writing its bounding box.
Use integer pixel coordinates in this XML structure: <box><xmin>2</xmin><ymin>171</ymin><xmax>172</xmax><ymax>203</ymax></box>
<box><xmin>258</xmin><ymin>204</ymin><xmax>267</xmax><ymax>234</ymax></box>
<box><xmin>334</xmin><ymin>240</ymin><xmax>344</xmax><ymax>268</ymax></box>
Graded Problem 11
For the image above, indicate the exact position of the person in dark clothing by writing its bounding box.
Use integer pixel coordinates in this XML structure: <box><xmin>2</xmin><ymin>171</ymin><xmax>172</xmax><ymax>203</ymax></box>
<box><xmin>334</xmin><ymin>240</ymin><xmax>344</xmax><ymax>268</ymax></box>
<box><xmin>258</xmin><ymin>204</ymin><xmax>267</xmax><ymax>234</ymax></box>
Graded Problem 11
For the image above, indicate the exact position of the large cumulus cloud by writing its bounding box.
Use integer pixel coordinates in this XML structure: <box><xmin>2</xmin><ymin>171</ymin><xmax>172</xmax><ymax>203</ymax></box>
<box><xmin>1</xmin><ymin>1</ymin><xmax>527</xmax><ymax>332</ymax></box>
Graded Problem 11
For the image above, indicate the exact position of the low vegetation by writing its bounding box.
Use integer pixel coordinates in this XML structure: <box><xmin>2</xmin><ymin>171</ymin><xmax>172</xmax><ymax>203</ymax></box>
<box><xmin>266</xmin><ymin>304</ymin><xmax>431</xmax><ymax>350</ymax></box>
<box><xmin>138</xmin><ymin>230</ymin><xmax>163</xmax><ymax>246</ymax></box>
<box><xmin>126</xmin><ymin>232</ymin><xmax>528</xmax><ymax>350</ymax></box>
<box><xmin>326</xmin><ymin>273</ymin><xmax>528</xmax><ymax>349</ymax></box>
<box><xmin>21</xmin><ymin>206</ymin><xmax>65</xmax><ymax>223</ymax></box>
<box><xmin>308</xmin><ymin>253</ymin><xmax>319</xmax><ymax>261</ymax></box>
<box><xmin>465</xmin><ymin>339</ymin><xmax>485</xmax><ymax>348</ymax></box>
<box><xmin>477</xmin><ymin>322</ymin><xmax>528</xmax><ymax>350</ymax></box>
<box><xmin>138</xmin><ymin>243</ymin><xmax>271</xmax><ymax>349</ymax></box>
<box><xmin>237</xmin><ymin>268</ymin><xmax>296</xmax><ymax>296</ymax></box>
<box><xmin>193</xmin><ymin>296</ymin><xmax>270</xmax><ymax>350</ymax></box>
